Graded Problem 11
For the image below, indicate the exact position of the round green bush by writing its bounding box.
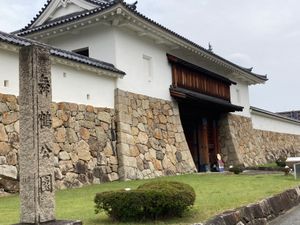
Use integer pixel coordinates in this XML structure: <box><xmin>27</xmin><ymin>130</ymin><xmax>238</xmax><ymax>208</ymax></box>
<box><xmin>94</xmin><ymin>181</ymin><xmax>195</xmax><ymax>221</ymax></box>
<box><xmin>229</xmin><ymin>165</ymin><xmax>244</xmax><ymax>174</ymax></box>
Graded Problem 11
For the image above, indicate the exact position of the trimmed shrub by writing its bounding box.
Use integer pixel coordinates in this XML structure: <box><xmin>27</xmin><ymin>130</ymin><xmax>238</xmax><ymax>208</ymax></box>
<box><xmin>94</xmin><ymin>181</ymin><xmax>195</xmax><ymax>221</ymax></box>
<box><xmin>276</xmin><ymin>156</ymin><xmax>287</xmax><ymax>167</ymax></box>
<box><xmin>229</xmin><ymin>165</ymin><xmax>244</xmax><ymax>174</ymax></box>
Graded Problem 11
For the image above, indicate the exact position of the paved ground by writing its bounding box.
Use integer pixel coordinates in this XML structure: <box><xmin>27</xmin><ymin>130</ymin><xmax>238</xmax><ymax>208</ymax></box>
<box><xmin>269</xmin><ymin>204</ymin><xmax>300</xmax><ymax>225</ymax></box>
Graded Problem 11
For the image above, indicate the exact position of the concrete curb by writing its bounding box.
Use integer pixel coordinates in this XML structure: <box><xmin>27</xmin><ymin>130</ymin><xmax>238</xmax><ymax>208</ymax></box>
<box><xmin>197</xmin><ymin>186</ymin><xmax>300</xmax><ymax>225</ymax></box>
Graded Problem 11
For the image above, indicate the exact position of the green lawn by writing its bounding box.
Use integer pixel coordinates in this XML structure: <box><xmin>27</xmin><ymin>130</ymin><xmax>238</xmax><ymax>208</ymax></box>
<box><xmin>0</xmin><ymin>173</ymin><xmax>299</xmax><ymax>225</ymax></box>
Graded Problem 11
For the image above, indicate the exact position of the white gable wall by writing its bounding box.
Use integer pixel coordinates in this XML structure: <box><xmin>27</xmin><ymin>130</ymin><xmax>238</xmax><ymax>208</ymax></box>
<box><xmin>47</xmin><ymin>24</ymin><xmax>117</xmax><ymax>65</ymax></box>
<box><xmin>49</xmin><ymin>4</ymin><xmax>86</xmax><ymax>21</ymax></box>
<box><xmin>32</xmin><ymin>0</ymin><xmax>98</xmax><ymax>27</ymax></box>
<box><xmin>114</xmin><ymin>28</ymin><xmax>172</xmax><ymax>101</ymax></box>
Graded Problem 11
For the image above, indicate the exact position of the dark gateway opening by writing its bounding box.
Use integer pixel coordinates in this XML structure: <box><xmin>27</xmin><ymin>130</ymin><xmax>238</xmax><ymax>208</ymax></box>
<box><xmin>168</xmin><ymin>54</ymin><xmax>243</xmax><ymax>172</ymax></box>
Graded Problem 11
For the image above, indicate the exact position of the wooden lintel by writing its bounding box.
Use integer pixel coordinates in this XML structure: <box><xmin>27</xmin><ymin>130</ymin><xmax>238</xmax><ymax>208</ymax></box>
<box><xmin>170</xmin><ymin>90</ymin><xmax>186</xmax><ymax>99</ymax></box>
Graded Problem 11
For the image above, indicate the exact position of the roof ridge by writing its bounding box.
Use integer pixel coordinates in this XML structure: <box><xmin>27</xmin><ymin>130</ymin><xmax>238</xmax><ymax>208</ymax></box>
<box><xmin>13</xmin><ymin>1</ymin><xmax>266</xmax><ymax>81</ymax></box>
<box><xmin>12</xmin><ymin>3</ymin><xmax>114</xmax><ymax>35</ymax></box>
<box><xmin>15</xmin><ymin>0</ymin><xmax>114</xmax><ymax>34</ymax></box>
<box><xmin>18</xmin><ymin>0</ymin><xmax>52</xmax><ymax>33</ymax></box>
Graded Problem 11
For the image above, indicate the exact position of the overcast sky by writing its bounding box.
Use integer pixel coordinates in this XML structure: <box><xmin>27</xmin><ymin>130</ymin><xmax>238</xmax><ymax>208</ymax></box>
<box><xmin>0</xmin><ymin>0</ymin><xmax>299</xmax><ymax>112</ymax></box>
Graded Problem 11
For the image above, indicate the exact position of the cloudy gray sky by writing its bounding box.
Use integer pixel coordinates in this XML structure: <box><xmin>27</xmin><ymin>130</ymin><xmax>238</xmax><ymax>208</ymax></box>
<box><xmin>0</xmin><ymin>0</ymin><xmax>299</xmax><ymax>112</ymax></box>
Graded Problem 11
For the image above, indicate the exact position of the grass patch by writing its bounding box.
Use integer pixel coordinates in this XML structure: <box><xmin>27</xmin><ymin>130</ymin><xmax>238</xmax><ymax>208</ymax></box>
<box><xmin>0</xmin><ymin>173</ymin><xmax>299</xmax><ymax>225</ymax></box>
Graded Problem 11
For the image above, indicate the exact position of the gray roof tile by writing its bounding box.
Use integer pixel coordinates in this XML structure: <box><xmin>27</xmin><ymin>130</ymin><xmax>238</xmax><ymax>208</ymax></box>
<box><xmin>14</xmin><ymin>0</ymin><xmax>266</xmax><ymax>81</ymax></box>
<box><xmin>0</xmin><ymin>31</ymin><xmax>125</xmax><ymax>75</ymax></box>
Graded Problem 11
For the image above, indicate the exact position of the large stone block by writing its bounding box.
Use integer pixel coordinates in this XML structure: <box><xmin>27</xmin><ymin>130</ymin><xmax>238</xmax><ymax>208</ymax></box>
<box><xmin>2</xmin><ymin>112</ymin><xmax>19</xmax><ymax>125</ymax></box>
<box><xmin>79</xmin><ymin>127</ymin><xmax>90</xmax><ymax>140</ymax></box>
<box><xmin>118</xmin><ymin>122</ymin><xmax>131</xmax><ymax>134</ymax></box>
<box><xmin>52</xmin><ymin>117</ymin><xmax>63</xmax><ymax>129</ymax></box>
<box><xmin>220</xmin><ymin>211</ymin><xmax>240</xmax><ymax>224</ymax></box>
<box><xmin>0</xmin><ymin>102</ymin><xmax>9</xmax><ymax>113</ymax></box>
<box><xmin>59</xmin><ymin>151</ymin><xmax>70</xmax><ymax>161</ymax></box>
<box><xmin>75</xmin><ymin>140</ymin><xmax>91</xmax><ymax>161</ymax></box>
<box><xmin>121</xmin><ymin>156</ymin><xmax>137</xmax><ymax>168</ymax></box>
<box><xmin>0</xmin><ymin>142</ymin><xmax>10</xmax><ymax>156</ymax></box>
<box><xmin>97</xmin><ymin>112</ymin><xmax>111</xmax><ymax>124</ymax></box>
<box><xmin>266</xmin><ymin>195</ymin><xmax>284</xmax><ymax>216</ymax></box>
<box><xmin>0</xmin><ymin>125</ymin><xmax>8</xmax><ymax>142</ymax></box>
<box><xmin>0</xmin><ymin>156</ymin><xmax>6</xmax><ymax>165</ymax></box>
<box><xmin>66</xmin><ymin>128</ymin><xmax>78</xmax><ymax>143</ymax></box>
<box><xmin>0</xmin><ymin>175</ymin><xmax>19</xmax><ymax>193</ymax></box>
<box><xmin>6</xmin><ymin>151</ymin><xmax>17</xmax><ymax>165</ymax></box>
<box><xmin>0</xmin><ymin>165</ymin><xmax>17</xmax><ymax>179</ymax></box>
<box><xmin>75</xmin><ymin>160</ymin><xmax>88</xmax><ymax>174</ymax></box>
<box><xmin>55</xmin><ymin>128</ymin><xmax>66</xmax><ymax>143</ymax></box>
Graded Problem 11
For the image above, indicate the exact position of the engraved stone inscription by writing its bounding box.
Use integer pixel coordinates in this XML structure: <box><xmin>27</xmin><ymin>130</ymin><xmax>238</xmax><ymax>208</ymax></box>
<box><xmin>21</xmin><ymin>176</ymin><xmax>30</xmax><ymax>183</ymax></box>
<box><xmin>38</xmin><ymin>74</ymin><xmax>51</xmax><ymax>96</ymax></box>
<box><xmin>40</xmin><ymin>175</ymin><xmax>53</xmax><ymax>193</ymax></box>
<box><xmin>40</xmin><ymin>143</ymin><xmax>52</xmax><ymax>159</ymax></box>
<box><xmin>38</xmin><ymin>111</ymin><xmax>52</xmax><ymax>129</ymax></box>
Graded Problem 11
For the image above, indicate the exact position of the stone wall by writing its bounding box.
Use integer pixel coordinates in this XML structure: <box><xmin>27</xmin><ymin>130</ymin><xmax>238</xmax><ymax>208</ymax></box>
<box><xmin>0</xmin><ymin>93</ymin><xmax>118</xmax><ymax>191</ymax></box>
<box><xmin>220</xmin><ymin>113</ymin><xmax>300</xmax><ymax>167</ymax></box>
<box><xmin>204</xmin><ymin>186</ymin><xmax>300</xmax><ymax>225</ymax></box>
<box><xmin>115</xmin><ymin>89</ymin><xmax>196</xmax><ymax>180</ymax></box>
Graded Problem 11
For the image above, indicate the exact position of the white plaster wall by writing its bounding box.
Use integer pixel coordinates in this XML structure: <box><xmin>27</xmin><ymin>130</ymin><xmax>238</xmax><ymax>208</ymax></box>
<box><xmin>114</xmin><ymin>28</ymin><xmax>172</xmax><ymax>101</ymax></box>
<box><xmin>0</xmin><ymin>48</ymin><xmax>115</xmax><ymax>108</ymax></box>
<box><xmin>0</xmin><ymin>49</ymin><xmax>19</xmax><ymax>96</ymax></box>
<box><xmin>251</xmin><ymin>111</ymin><xmax>300</xmax><ymax>135</ymax></box>
<box><xmin>230</xmin><ymin>81</ymin><xmax>251</xmax><ymax>117</ymax></box>
<box><xmin>51</xmin><ymin>64</ymin><xmax>115</xmax><ymax>108</ymax></box>
<box><xmin>47</xmin><ymin>25</ymin><xmax>116</xmax><ymax>65</ymax></box>
<box><xmin>50</xmin><ymin>4</ymin><xmax>85</xmax><ymax>21</ymax></box>
<box><xmin>46</xmin><ymin>25</ymin><xmax>252</xmax><ymax>112</ymax></box>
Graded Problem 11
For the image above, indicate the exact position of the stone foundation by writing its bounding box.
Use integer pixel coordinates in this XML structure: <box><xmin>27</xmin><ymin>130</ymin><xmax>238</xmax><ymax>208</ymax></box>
<box><xmin>2</xmin><ymin>90</ymin><xmax>300</xmax><ymax>191</ymax></box>
<box><xmin>115</xmin><ymin>89</ymin><xmax>196</xmax><ymax>180</ymax></box>
<box><xmin>51</xmin><ymin>102</ymin><xmax>118</xmax><ymax>189</ymax></box>
<box><xmin>220</xmin><ymin>114</ymin><xmax>300</xmax><ymax>166</ymax></box>
<box><xmin>0</xmin><ymin>93</ymin><xmax>118</xmax><ymax>191</ymax></box>
<box><xmin>0</xmin><ymin>90</ymin><xmax>196</xmax><ymax>191</ymax></box>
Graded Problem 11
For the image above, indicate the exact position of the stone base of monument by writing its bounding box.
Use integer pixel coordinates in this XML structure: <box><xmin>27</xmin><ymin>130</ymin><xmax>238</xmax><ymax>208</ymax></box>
<box><xmin>14</xmin><ymin>220</ymin><xmax>82</xmax><ymax>225</ymax></box>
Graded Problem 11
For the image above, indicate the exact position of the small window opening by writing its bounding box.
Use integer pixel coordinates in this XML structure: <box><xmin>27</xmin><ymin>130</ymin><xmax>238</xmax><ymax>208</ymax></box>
<box><xmin>63</xmin><ymin>72</ymin><xmax>67</xmax><ymax>78</ymax></box>
<box><xmin>236</xmin><ymin>88</ymin><xmax>241</xmax><ymax>104</ymax></box>
<box><xmin>143</xmin><ymin>55</ymin><xmax>152</xmax><ymax>82</ymax></box>
<box><xmin>87</xmin><ymin>94</ymin><xmax>90</xmax><ymax>100</ymax></box>
<box><xmin>73</xmin><ymin>47</ymin><xmax>89</xmax><ymax>57</ymax></box>
<box><xmin>4</xmin><ymin>80</ymin><xmax>9</xmax><ymax>87</ymax></box>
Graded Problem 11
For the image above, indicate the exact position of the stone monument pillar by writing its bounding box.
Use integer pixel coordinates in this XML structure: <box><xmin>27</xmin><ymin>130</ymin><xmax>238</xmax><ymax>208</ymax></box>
<box><xmin>18</xmin><ymin>45</ymin><xmax>82</xmax><ymax>225</ymax></box>
<box><xmin>19</xmin><ymin>45</ymin><xmax>55</xmax><ymax>223</ymax></box>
